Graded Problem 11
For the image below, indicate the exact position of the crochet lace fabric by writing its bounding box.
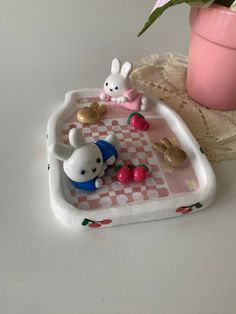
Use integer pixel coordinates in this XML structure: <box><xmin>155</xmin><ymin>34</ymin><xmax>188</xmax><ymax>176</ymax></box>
<box><xmin>131</xmin><ymin>53</ymin><xmax>236</xmax><ymax>162</ymax></box>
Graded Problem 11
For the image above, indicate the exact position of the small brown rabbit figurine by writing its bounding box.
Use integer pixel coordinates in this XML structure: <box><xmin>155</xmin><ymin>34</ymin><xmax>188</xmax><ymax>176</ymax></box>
<box><xmin>77</xmin><ymin>102</ymin><xmax>107</xmax><ymax>124</ymax></box>
<box><xmin>153</xmin><ymin>138</ymin><xmax>187</xmax><ymax>168</ymax></box>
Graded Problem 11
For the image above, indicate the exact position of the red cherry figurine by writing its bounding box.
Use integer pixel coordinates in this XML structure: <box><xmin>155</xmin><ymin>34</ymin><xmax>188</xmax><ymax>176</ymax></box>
<box><xmin>114</xmin><ymin>165</ymin><xmax>133</xmax><ymax>184</ymax></box>
<box><xmin>127</xmin><ymin>112</ymin><xmax>149</xmax><ymax>131</ymax></box>
<box><xmin>133</xmin><ymin>165</ymin><xmax>149</xmax><ymax>183</ymax></box>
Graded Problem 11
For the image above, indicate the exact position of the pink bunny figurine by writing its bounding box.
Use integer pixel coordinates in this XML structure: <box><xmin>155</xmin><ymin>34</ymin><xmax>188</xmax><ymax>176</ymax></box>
<box><xmin>100</xmin><ymin>58</ymin><xmax>149</xmax><ymax>111</ymax></box>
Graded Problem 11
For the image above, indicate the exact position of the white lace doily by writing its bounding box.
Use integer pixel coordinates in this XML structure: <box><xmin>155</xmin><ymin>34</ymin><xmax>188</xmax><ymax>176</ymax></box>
<box><xmin>131</xmin><ymin>53</ymin><xmax>236</xmax><ymax>162</ymax></box>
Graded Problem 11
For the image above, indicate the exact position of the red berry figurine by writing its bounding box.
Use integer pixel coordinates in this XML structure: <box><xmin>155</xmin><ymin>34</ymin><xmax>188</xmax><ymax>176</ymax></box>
<box><xmin>127</xmin><ymin>112</ymin><xmax>149</xmax><ymax>131</ymax></box>
<box><xmin>133</xmin><ymin>165</ymin><xmax>149</xmax><ymax>183</ymax></box>
<box><xmin>114</xmin><ymin>165</ymin><xmax>133</xmax><ymax>184</ymax></box>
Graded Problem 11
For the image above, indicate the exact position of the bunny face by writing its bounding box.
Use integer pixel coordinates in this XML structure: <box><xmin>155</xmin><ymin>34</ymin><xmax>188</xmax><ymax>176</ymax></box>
<box><xmin>50</xmin><ymin>128</ymin><xmax>104</xmax><ymax>183</ymax></box>
<box><xmin>103</xmin><ymin>58</ymin><xmax>133</xmax><ymax>98</ymax></box>
<box><xmin>104</xmin><ymin>74</ymin><xmax>131</xmax><ymax>97</ymax></box>
<box><xmin>50</xmin><ymin>128</ymin><xmax>119</xmax><ymax>188</ymax></box>
<box><xmin>64</xmin><ymin>143</ymin><xmax>103</xmax><ymax>182</ymax></box>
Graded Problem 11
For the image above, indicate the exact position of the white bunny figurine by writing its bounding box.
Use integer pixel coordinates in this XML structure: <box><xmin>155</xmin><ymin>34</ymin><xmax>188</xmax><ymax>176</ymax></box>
<box><xmin>50</xmin><ymin>128</ymin><xmax>119</xmax><ymax>191</ymax></box>
<box><xmin>100</xmin><ymin>58</ymin><xmax>149</xmax><ymax>111</ymax></box>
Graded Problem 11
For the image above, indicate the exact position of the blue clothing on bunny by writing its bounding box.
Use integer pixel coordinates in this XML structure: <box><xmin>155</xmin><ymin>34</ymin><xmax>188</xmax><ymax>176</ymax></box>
<box><xmin>71</xmin><ymin>140</ymin><xmax>118</xmax><ymax>191</ymax></box>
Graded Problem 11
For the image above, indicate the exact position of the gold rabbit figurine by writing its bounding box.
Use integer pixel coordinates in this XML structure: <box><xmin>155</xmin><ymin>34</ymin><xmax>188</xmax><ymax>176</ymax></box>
<box><xmin>77</xmin><ymin>102</ymin><xmax>107</xmax><ymax>124</ymax></box>
<box><xmin>153</xmin><ymin>138</ymin><xmax>187</xmax><ymax>168</ymax></box>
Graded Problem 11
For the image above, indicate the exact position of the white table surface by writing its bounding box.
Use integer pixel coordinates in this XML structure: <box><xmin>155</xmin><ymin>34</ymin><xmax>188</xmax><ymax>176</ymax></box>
<box><xmin>1</xmin><ymin>1</ymin><xmax>236</xmax><ymax>313</ymax></box>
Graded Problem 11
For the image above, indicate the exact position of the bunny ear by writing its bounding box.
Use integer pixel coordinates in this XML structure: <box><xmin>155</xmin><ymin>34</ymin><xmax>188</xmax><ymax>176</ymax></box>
<box><xmin>120</xmin><ymin>62</ymin><xmax>133</xmax><ymax>78</ymax></box>
<box><xmin>69</xmin><ymin>128</ymin><xmax>86</xmax><ymax>149</ymax></box>
<box><xmin>153</xmin><ymin>143</ymin><xmax>166</xmax><ymax>153</ymax></box>
<box><xmin>111</xmin><ymin>58</ymin><xmax>121</xmax><ymax>74</ymax></box>
<box><xmin>161</xmin><ymin>138</ymin><xmax>172</xmax><ymax>149</ymax></box>
<box><xmin>50</xmin><ymin>143</ymin><xmax>73</xmax><ymax>161</ymax></box>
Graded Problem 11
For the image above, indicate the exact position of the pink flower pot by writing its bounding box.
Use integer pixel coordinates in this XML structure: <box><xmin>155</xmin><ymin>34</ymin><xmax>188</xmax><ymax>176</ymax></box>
<box><xmin>187</xmin><ymin>4</ymin><xmax>236</xmax><ymax>110</ymax></box>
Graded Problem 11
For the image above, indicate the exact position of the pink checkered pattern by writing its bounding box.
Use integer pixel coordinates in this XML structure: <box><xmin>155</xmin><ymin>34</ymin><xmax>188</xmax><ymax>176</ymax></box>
<box><xmin>62</xmin><ymin>103</ymin><xmax>198</xmax><ymax>210</ymax></box>
<box><xmin>62</xmin><ymin>117</ymin><xmax>171</xmax><ymax>210</ymax></box>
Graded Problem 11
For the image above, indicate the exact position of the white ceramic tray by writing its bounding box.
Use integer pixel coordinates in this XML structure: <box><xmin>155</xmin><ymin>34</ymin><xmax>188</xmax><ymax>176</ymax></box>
<box><xmin>47</xmin><ymin>89</ymin><xmax>216</xmax><ymax>230</ymax></box>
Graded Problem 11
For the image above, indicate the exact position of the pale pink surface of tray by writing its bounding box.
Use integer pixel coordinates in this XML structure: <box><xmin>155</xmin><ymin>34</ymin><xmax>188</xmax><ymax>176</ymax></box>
<box><xmin>63</xmin><ymin>97</ymin><xmax>199</xmax><ymax>211</ymax></box>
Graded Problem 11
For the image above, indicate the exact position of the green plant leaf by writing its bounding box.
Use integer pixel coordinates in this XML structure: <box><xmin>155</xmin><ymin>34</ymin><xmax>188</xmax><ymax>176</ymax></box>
<box><xmin>215</xmin><ymin>0</ymin><xmax>235</xmax><ymax>7</ymax></box>
<box><xmin>138</xmin><ymin>0</ymin><xmax>210</xmax><ymax>36</ymax></box>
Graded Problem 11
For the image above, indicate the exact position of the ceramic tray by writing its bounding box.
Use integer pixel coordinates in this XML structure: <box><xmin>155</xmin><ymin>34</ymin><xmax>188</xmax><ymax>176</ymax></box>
<box><xmin>47</xmin><ymin>89</ymin><xmax>216</xmax><ymax>230</ymax></box>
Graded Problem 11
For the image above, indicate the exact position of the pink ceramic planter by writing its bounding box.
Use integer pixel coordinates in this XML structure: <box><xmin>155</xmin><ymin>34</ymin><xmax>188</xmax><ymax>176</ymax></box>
<box><xmin>187</xmin><ymin>4</ymin><xmax>236</xmax><ymax>110</ymax></box>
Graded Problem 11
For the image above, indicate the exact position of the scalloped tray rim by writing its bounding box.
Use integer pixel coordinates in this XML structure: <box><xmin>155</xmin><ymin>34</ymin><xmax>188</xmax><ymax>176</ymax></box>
<box><xmin>47</xmin><ymin>88</ymin><xmax>217</xmax><ymax>229</ymax></box>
